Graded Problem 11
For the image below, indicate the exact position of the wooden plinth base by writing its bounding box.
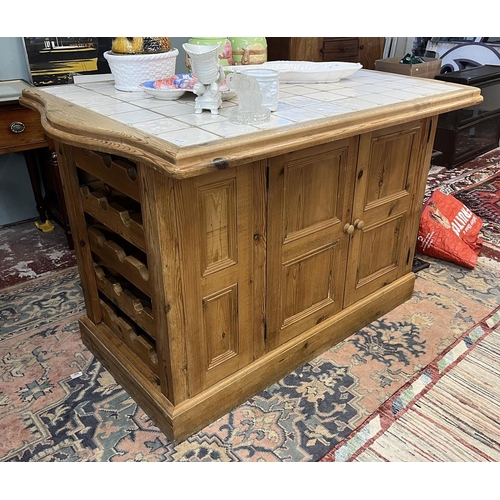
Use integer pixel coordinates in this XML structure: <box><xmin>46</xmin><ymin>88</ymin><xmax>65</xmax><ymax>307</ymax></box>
<box><xmin>80</xmin><ymin>273</ymin><xmax>415</xmax><ymax>443</ymax></box>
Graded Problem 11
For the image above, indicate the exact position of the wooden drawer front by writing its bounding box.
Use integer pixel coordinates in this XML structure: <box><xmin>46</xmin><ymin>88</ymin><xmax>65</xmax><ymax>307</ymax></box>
<box><xmin>322</xmin><ymin>38</ymin><xmax>359</xmax><ymax>62</ymax></box>
<box><xmin>0</xmin><ymin>105</ymin><xmax>46</xmax><ymax>152</ymax></box>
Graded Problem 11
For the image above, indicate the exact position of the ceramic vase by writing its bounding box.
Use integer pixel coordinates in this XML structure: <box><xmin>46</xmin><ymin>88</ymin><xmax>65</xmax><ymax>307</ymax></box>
<box><xmin>182</xmin><ymin>42</ymin><xmax>225</xmax><ymax>114</ymax></box>
<box><xmin>185</xmin><ymin>37</ymin><xmax>233</xmax><ymax>70</ymax></box>
<box><xmin>228</xmin><ymin>37</ymin><xmax>267</xmax><ymax>65</ymax></box>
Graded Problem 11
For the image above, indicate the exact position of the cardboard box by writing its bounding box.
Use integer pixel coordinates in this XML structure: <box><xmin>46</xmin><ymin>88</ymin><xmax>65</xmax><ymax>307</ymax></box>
<box><xmin>375</xmin><ymin>56</ymin><xmax>442</xmax><ymax>79</ymax></box>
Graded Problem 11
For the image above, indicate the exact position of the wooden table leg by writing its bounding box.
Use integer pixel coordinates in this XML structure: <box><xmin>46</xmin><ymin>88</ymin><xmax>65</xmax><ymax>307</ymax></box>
<box><xmin>26</xmin><ymin>145</ymin><xmax>74</xmax><ymax>249</ymax></box>
<box><xmin>47</xmin><ymin>148</ymin><xmax>74</xmax><ymax>249</ymax></box>
<box><xmin>23</xmin><ymin>148</ymin><xmax>48</xmax><ymax>224</ymax></box>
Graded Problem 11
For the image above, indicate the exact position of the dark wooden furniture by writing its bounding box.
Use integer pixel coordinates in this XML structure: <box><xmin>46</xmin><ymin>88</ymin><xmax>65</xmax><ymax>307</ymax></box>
<box><xmin>38</xmin><ymin>137</ymin><xmax>74</xmax><ymax>248</ymax></box>
<box><xmin>433</xmin><ymin>65</ymin><xmax>500</xmax><ymax>168</ymax></box>
<box><xmin>0</xmin><ymin>80</ymin><xmax>72</xmax><ymax>247</ymax></box>
<box><xmin>267</xmin><ymin>37</ymin><xmax>386</xmax><ymax>70</ymax></box>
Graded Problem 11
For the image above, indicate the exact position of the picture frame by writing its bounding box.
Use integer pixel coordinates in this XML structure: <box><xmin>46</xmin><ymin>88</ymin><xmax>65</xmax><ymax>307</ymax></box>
<box><xmin>23</xmin><ymin>37</ymin><xmax>112</xmax><ymax>86</ymax></box>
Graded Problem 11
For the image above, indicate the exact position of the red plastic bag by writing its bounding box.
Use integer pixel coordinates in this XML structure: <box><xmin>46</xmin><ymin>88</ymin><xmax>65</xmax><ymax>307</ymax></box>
<box><xmin>417</xmin><ymin>190</ymin><xmax>483</xmax><ymax>269</ymax></box>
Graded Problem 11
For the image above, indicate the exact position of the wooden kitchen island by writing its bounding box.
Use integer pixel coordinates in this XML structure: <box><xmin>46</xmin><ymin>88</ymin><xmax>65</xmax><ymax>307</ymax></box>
<box><xmin>21</xmin><ymin>69</ymin><xmax>482</xmax><ymax>442</ymax></box>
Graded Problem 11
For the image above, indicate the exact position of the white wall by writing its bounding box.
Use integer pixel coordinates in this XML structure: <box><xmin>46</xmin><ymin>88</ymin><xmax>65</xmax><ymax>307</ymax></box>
<box><xmin>171</xmin><ymin>38</ymin><xmax>190</xmax><ymax>73</ymax></box>
<box><xmin>0</xmin><ymin>37</ymin><xmax>31</xmax><ymax>82</ymax></box>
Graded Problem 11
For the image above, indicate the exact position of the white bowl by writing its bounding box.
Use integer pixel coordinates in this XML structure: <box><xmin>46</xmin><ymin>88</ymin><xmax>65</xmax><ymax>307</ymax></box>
<box><xmin>141</xmin><ymin>76</ymin><xmax>235</xmax><ymax>101</ymax></box>
<box><xmin>140</xmin><ymin>75</ymin><xmax>197</xmax><ymax>100</ymax></box>
<box><xmin>141</xmin><ymin>86</ymin><xmax>188</xmax><ymax>100</ymax></box>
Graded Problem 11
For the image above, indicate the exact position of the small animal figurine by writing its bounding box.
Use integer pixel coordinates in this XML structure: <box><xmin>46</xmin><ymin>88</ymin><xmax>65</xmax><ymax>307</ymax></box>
<box><xmin>226</xmin><ymin>72</ymin><xmax>262</xmax><ymax>112</ymax></box>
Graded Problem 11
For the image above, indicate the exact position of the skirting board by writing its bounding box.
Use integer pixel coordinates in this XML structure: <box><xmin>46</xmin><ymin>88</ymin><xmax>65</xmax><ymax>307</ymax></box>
<box><xmin>80</xmin><ymin>273</ymin><xmax>416</xmax><ymax>443</ymax></box>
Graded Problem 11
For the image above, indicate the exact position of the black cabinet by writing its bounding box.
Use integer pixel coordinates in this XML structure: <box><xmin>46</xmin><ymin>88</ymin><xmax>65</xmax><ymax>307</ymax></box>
<box><xmin>433</xmin><ymin>65</ymin><xmax>500</xmax><ymax>168</ymax></box>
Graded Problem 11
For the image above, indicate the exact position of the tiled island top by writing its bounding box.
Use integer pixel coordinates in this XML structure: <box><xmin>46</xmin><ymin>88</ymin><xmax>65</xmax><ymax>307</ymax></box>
<box><xmin>22</xmin><ymin>68</ymin><xmax>482</xmax><ymax>178</ymax></box>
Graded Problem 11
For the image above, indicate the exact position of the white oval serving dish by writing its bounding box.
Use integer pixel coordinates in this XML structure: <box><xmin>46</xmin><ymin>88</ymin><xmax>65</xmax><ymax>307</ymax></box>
<box><xmin>224</xmin><ymin>61</ymin><xmax>362</xmax><ymax>84</ymax></box>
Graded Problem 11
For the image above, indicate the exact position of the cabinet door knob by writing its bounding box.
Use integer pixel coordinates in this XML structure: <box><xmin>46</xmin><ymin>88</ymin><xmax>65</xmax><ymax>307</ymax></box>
<box><xmin>354</xmin><ymin>219</ymin><xmax>365</xmax><ymax>230</ymax></box>
<box><xmin>9</xmin><ymin>121</ymin><xmax>26</xmax><ymax>134</ymax></box>
<box><xmin>343</xmin><ymin>223</ymin><xmax>355</xmax><ymax>235</ymax></box>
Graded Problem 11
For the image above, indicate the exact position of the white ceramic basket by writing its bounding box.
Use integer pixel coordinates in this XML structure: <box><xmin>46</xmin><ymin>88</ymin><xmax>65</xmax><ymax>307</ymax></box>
<box><xmin>104</xmin><ymin>49</ymin><xmax>179</xmax><ymax>91</ymax></box>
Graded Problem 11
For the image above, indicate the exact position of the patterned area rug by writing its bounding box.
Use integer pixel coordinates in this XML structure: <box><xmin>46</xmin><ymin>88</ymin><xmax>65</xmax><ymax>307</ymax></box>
<box><xmin>321</xmin><ymin>306</ymin><xmax>500</xmax><ymax>461</ymax></box>
<box><xmin>424</xmin><ymin>147</ymin><xmax>500</xmax><ymax>262</ymax></box>
<box><xmin>453</xmin><ymin>174</ymin><xmax>500</xmax><ymax>258</ymax></box>
<box><xmin>0</xmin><ymin>221</ymin><xmax>76</xmax><ymax>289</ymax></box>
<box><xmin>1</xmin><ymin>255</ymin><xmax>499</xmax><ymax>462</ymax></box>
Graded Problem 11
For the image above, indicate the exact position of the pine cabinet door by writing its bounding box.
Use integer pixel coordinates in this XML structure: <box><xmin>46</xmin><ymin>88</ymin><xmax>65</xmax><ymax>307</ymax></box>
<box><xmin>343</xmin><ymin>120</ymin><xmax>431</xmax><ymax>307</ymax></box>
<box><xmin>266</xmin><ymin>138</ymin><xmax>358</xmax><ymax>350</ymax></box>
<box><xmin>174</xmin><ymin>163</ymin><xmax>266</xmax><ymax>395</ymax></box>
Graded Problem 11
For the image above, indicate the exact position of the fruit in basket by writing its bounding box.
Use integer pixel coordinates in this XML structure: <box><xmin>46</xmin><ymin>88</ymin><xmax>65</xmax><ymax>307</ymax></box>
<box><xmin>111</xmin><ymin>37</ymin><xmax>172</xmax><ymax>54</ymax></box>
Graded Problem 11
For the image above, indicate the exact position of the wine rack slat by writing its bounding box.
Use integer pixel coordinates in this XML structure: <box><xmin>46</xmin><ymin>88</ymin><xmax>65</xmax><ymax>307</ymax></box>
<box><xmin>80</xmin><ymin>185</ymin><xmax>146</xmax><ymax>251</ymax></box>
<box><xmin>75</xmin><ymin>148</ymin><xmax>141</xmax><ymax>201</ymax></box>
<box><xmin>88</xmin><ymin>226</ymin><xmax>151</xmax><ymax>296</ymax></box>
<box><xmin>99</xmin><ymin>299</ymin><xmax>159</xmax><ymax>376</ymax></box>
<box><xmin>94</xmin><ymin>265</ymin><xmax>156</xmax><ymax>339</ymax></box>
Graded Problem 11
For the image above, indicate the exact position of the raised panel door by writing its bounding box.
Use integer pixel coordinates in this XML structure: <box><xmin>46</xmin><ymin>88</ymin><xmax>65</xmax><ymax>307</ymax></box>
<box><xmin>174</xmin><ymin>163</ymin><xmax>265</xmax><ymax>394</ymax></box>
<box><xmin>344</xmin><ymin>120</ymin><xmax>430</xmax><ymax>307</ymax></box>
<box><xmin>266</xmin><ymin>138</ymin><xmax>358</xmax><ymax>350</ymax></box>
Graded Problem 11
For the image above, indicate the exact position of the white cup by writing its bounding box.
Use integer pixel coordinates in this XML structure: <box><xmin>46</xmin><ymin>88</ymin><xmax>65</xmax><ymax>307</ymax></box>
<box><xmin>240</xmin><ymin>68</ymin><xmax>279</xmax><ymax>111</ymax></box>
